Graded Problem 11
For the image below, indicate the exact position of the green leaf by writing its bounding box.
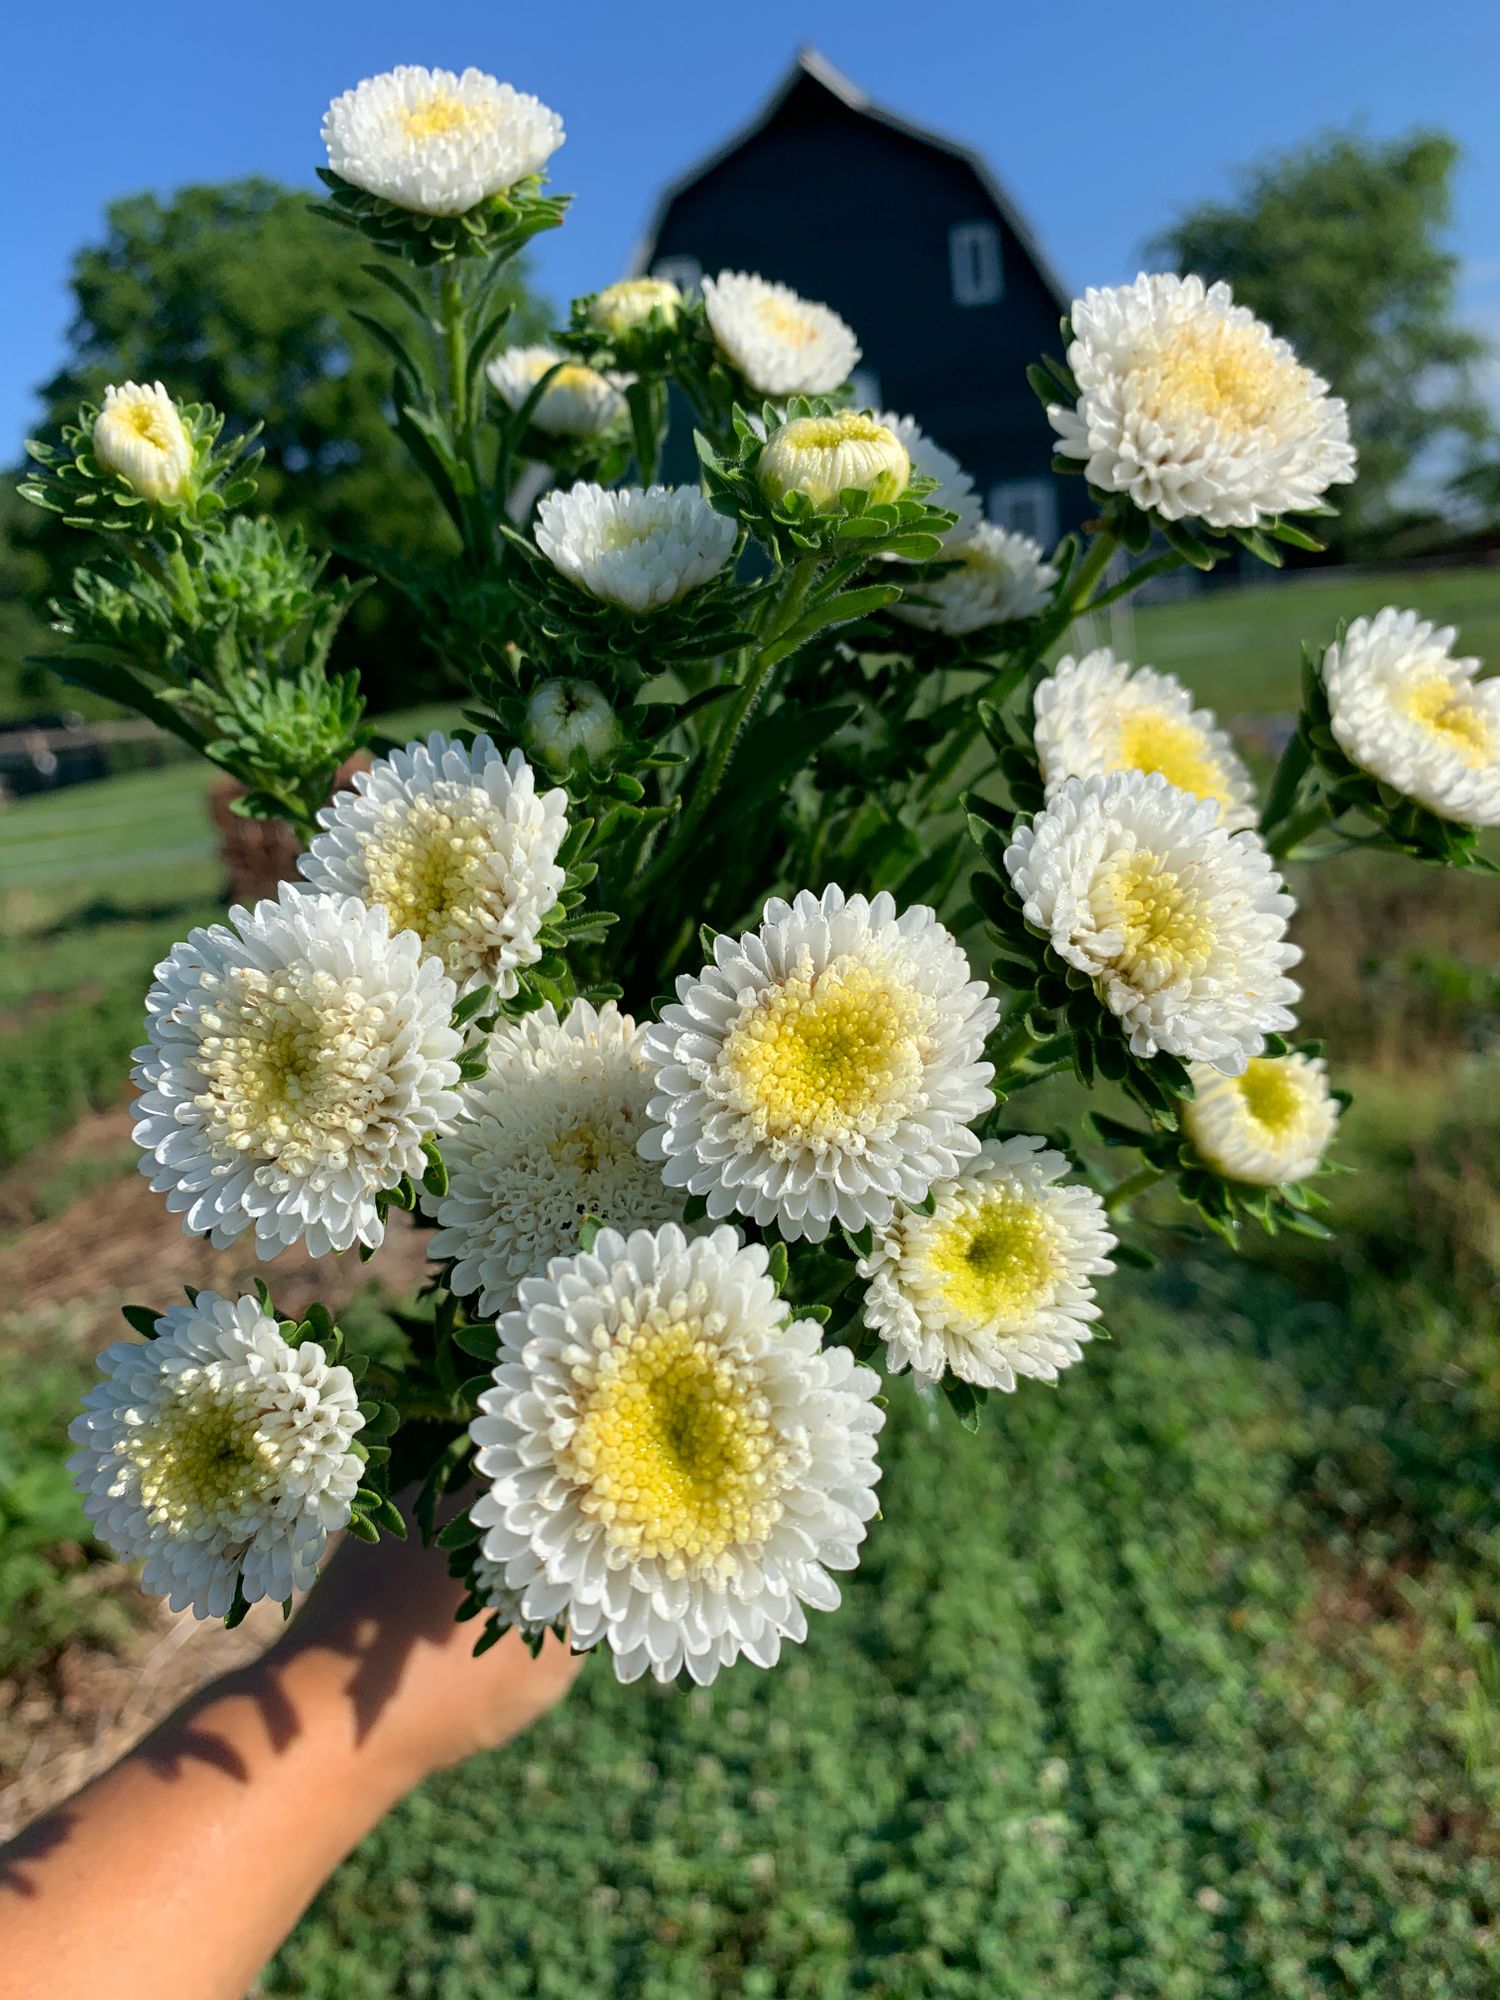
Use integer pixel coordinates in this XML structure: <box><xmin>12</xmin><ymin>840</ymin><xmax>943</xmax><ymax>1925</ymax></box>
<box><xmin>939</xmin><ymin>1376</ymin><xmax>987</xmax><ymax>1432</ymax></box>
<box><xmin>120</xmin><ymin>1303</ymin><xmax>161</xmax><ymax>1339</ymax></box>
<box><xmin>1158</xmin><ymin>518</ymin><xmax>1221</xmax><ymax>571</ymax></box>
<box><xmin>346</xmin><ymin>308</ymin><xmax>426</xmax><ymax>388</ymax></box>
<box><xmin>452</xmin><ymin>984</ymin><xmax>493</xmax><ymax>1027</ymax></box>
<box><xmin>437</xmin><ymin>1511</ymin><xmax>484</xmax><ymax>1549</ymax></box>
<box><xmin>454</xmin><ymin>1323</ymin><xmax>500</xmax><ymax>1363</ymax></box>
<box><xmin>714</xmin><ymin>702</ymin><xmax>854</xmax><ymax>819</ymax></box>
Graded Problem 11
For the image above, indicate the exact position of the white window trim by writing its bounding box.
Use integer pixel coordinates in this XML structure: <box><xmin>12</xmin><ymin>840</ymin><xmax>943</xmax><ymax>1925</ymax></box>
<box><xmin>949</xmin><ymin>221</ymin><xmax>1004</xmax><ymax>307</ymax></box>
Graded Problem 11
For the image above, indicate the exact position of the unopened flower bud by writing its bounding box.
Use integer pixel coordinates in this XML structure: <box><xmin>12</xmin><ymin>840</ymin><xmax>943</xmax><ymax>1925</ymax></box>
<box><xmin>524</xmin><ymin>678</ymin><xmax>621</xmax><ymax>771</ymax></box>
<box><xmin>92</xmin><ymin>382</ymin><xmax>194</xmax><ymax>502</ymax></box>
<box><xmin>757</xmin><ymin>412</ymin><xmax>910</xmax><ymax>514</ymax></box>
<box><xmin>589</xmin><ymin>277</ymin><xmax>682</xmax><ymax>339</ymax></box>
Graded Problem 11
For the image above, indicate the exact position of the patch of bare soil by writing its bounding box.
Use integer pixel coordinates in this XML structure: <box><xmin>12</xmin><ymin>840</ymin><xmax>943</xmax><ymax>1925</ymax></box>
<box><xmin>0</xmin><ymin>1598</ymin><xmax>290</xmax><ymax>1843</ymax></box>
<box><xmin>0</xmin><ymin>1104</ymin><xmax>434</xmax><ymax>1343</ymax></box>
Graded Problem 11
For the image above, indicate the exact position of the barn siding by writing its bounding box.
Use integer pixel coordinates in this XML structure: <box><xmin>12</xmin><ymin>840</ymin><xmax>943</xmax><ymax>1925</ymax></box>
<box><xmin>645</xmin><ymin>70</ymin><xmax>1087</xmax><ymax>541</ymax></box>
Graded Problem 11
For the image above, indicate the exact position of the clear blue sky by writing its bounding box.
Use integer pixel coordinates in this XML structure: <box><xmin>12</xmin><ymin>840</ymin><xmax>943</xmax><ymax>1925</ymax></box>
<box><xmin>5</xmin><ymin>0</ymin><xmax>1500</xmax><ymax>458</ymax></box>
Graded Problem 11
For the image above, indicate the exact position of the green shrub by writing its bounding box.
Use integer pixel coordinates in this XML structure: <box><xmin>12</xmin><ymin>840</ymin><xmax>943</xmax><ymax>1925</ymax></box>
<box><xmin>0</xmin><ymin>1327</ymin><xmax>135</xmax><ymax>1681</ymax></box>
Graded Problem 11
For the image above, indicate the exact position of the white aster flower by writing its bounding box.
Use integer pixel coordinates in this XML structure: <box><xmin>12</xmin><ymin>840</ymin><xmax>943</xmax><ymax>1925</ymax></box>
<box><xmin>1004</xmin><ymin>772</ymin><xmax>1301</xmax><ymax>1072</ymax></box>
<box><xmin>590</xmin><ymin>276</ymin><xmax>682</xmax><ymax>337</ymax></box>
<box><xmin>701</xmin><ymin>271</ymin><xmax>860</xmax><ymax>396</ymax></box>
<box><xmin>1322</xmin><ymin>606</ymin><xmax>1500</xmax><ymax>826</ymax></box>
<box><xmin>859</xmin><ymin>1136</ymin><xmax>1115</xmax><ymax>1390</ymax></box>
<box><xmin>534</xmin><ymin>482</ymin><xmax>737</xmax><ymax>611</ymax></box>
<box><xmin>469</xmin><ymin>1223</ymin><xmax>884</xmax><ymax>1685</ymax></box>
<box><xmin>1182</xmin><ymin>1052</ymin><xmax>1340</xmax><ymax>1186</ymax></box>
<box><xmin>132</xmin><ymin>883</ymin><xmax>461</xmax><ymax>1259</ymax></box>
<box><xmin>875</xmin><ymin>410</ymin><xmax>982</xmax><ymax>547</ymax></box>
<box><xmin>758</xmin><ymin>411</ymin><xmax>910</xmax><ymax>513</ymax></box>
<box><xmin>893</xmin><ymin>522</ymin><xmax>1058</xmax><ymax>636</ymax></box>
<box><xmin>640</xmin><ymin>886</ymin><xmax>999</xmax><ymax>1242</ymax></box>
<box><xmin>92</xmin><ymin>382</ymin><xmax>193</xmax><ymax>502</ymax></box>
<box><xmin>1049</xmin><ymin>273</ymin><xmax>1356</xmax><ymax>529</ymax></box>
<box><xmin>68</xmin><ymin>1292</ymin><xmax>364</xmax><ymax>1619</ymax></box>
<box><xmin>298</xmin><ymin>733</ymin><xmax>569</xmax><ymax>998</ymax></box>
<box><xmin>487</xmin><ymin>346</ymin><xmax>628</xmax><ymax>438</ymax></box>
<box><xmin>321</xmin><ymin>65</ymin><xmax>563</xmax><ymax>217</ymax></box>
<box><xmin>523</xmin><ymin>678</ymin><xmax>621</xmax><ymax>772</ymax></box>
<box><xmin>1034</xmin><ymin>648</ymin><xmax>1257</xmax><ymax>830</ymax></box>
<box><xmin>428</xmin><ymin>1000</ymin><xmax>681</xmax><ymax>1316</ymax></box>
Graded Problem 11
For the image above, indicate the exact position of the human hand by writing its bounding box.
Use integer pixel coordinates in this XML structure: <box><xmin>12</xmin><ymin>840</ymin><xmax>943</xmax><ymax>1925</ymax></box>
<box><xmin>257</xmin><ymin>1507</ymin><xmax>582</xmax><ymax>1792</ymax></box>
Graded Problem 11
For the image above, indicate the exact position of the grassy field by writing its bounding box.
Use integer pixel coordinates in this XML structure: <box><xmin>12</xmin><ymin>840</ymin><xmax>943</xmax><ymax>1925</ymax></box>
<box><xmin>1</xmin><ymin>568</ymin><xmax>1497</xmax><ymax>1994</ymax></box>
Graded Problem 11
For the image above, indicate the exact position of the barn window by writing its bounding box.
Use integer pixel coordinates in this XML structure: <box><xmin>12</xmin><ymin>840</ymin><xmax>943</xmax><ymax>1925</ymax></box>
<box><xmin>651</xmin><ymin>255</ymin><xmax>702</xmax><ymax>298</ymax></box>
<box><xmin>989</xmin><ymin>478</ymin><xmax>1058</xmax><ymax>548</ymax></box>
<box><xmin>949</xmin><ymin>221</ymin><xmax>1003</xmax><ymax>306</ymax></box>
<box><xmin>849</xmin><ymin>367</ymin><xmax>882</xmax><ymax>410</ymax></box>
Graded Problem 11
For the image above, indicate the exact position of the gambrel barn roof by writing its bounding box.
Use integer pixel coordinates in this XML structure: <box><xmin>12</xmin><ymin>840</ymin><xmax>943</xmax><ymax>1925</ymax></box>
<box><xmin>633</xmin><ymin>49</ymin><xmax>1086</xmax><ymax>547</ymax></box>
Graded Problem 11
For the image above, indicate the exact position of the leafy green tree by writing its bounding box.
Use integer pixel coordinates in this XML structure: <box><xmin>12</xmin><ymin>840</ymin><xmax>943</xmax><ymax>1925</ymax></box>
<box><xmin>0</xmin><ymin>488</ymin><xmax>52</xmax><ymax>714</ymax></box>
<box><xmin>13</xmin><ymin>178</ymin><xmax>547</xmax><ymax>712</ymax></box>
<box><xmin>1149</xmin><ymin>131</ymin><xmax>1494</xmax><ymax>547</ymax></box>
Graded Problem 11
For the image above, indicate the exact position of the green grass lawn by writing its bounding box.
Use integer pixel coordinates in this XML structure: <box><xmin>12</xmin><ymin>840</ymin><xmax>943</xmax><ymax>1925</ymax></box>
<box><xmin>260</xmin><ymin>1251</ymin><xmax>1498</xmax><ymax>1998</ymax></box>
<box><xmin>1131</xmin><ymin>562</ymin><xmax>1500</xmax><ymax>716</ymax></box>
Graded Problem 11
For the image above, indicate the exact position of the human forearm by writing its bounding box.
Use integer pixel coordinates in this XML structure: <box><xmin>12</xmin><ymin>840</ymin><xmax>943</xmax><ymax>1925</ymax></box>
<box><xmin>0</xmin><ymin>1644</ymin><xmax>416</xmax><ymax>2000</ymax></box>
<box><xmin>0</xmin><ymin>1526</ymin><xmax>580</xmax><ymax>2000</ymax></box>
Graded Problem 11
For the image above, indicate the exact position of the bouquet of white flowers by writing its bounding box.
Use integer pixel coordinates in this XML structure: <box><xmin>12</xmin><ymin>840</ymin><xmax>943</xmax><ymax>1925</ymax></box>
<box><xmin>23</xmin><ymin>64</ymin><xmax>1498</xmax><ymax>1688</ymax></box>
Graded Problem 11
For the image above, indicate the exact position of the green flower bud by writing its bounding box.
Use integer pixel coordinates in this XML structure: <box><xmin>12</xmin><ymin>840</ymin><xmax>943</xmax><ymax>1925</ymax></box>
<box><xmin>524</xmin><ymin>677</ymin><xmax>621</xmax><ymax>772</ymax></box>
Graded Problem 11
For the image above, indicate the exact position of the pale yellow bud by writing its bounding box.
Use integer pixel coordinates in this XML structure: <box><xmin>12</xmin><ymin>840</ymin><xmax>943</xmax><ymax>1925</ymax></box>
<box><xmin>589</xmin><ymin>277</ymin><xmax>682</xmax><ymax>339</ymax></box>
<box><xmin>757</xmin><ymin>411</ymin><xmax>910</xmax><ymax>513</ymax></box>
<box><xmin>92</xmin><ymin>382</ymin><xmax>194</xmax><ymax>502</ymax></box>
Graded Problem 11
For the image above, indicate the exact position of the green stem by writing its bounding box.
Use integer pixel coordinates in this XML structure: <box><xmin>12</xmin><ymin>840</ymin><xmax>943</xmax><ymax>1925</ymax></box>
<box><xmin>1104</xmin><ymin>1164</ymin><xmax>1164</xmax><ymax>1215</ymax></box>
<box><xmin>920</xmin><ymin>524</ymin><xmax>1119</xmax><ymax>817</ymax></box>
<box><xmin>989</xmin><ymin>1011</ymin><xmax>1041</xmax><ymax>1085</ymax></box>
<box><xmin>437</xmin><ymin>268</ymin><xmax>492</xmax><ymax>560</ymax></box>
<box><xmin>917</xmin><ymin>653</ymin><xmax>1027</xmax><ymax>807</ymax></box>
<box><xmin>439</xmin><ymin>270</ymin><xmax>468</xmax><ymax>436</ymax></box>
<box><xmin>626</xmin><ymin>378</ymin><xmax>664</xmax><ymax>485</ymax></box>
<box><xmin>634</xmin><ymin>559</ymin><xmax>817</xmax><ymax>896</ymax></box>
<box><xmin>1259</xmin><ymin>726</ymin><xmax>1312</xmax><ymax>841</ymax></box>
<box><xmin>1055</xmin><ymin>527</ymin><xmax>1118</xmax><ymax>628</ymax></box>
<box><xmin>1266</xmin><ymin>795</ymin><xmax>1337</xmax><ymax>860</ymax></box>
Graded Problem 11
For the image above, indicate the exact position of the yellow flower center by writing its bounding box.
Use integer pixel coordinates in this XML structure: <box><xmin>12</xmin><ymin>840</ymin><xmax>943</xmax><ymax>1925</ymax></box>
<box><xmin>194</xmin><ymin>963</ymin><xmax>390</xmax><ymax>1173</ymax></box>
<box><xmin>1114</xmin><ymin>709</ymin><xmax>1234</xmax><ymax>810</ymax></box>
<box><xmin>402</xmin><ymin>92</ymin><xmax>487</xmax><ymax>142</ymax></box>
<box><xmin>120</xmin><ymin>397</ymin><xmax>176</xmax><ymax>450</ymax></box>
<box><xmin>1092</xmin><ymin>850</ymin><xmax>1216</xmax><ymax>989</ymax></box>
<box><xmin>360</xmin><ymin>786</ymin><xmax>504</xmax><ymax>981</ymax></box>
<box><xmin>546</xmin><ymin>363</ymin><xmax>603</xmax><ymax>397</ymax></box>
<box><xmin>925</xmin><ymin>1188</ymin><xmax>1061</xmax><ymax>1327</ymax></box>
<box><xmin>720</xmin><ymin>954</ymin><xmax>933</xmax><ymax>1148</ymax></box>
<box><xmin>599</xmin><ymin>515</ymin><xmax>660</xmax><ymax>552</ymax></box>
<box><xmin>547</xmin><ymin>1116</ymin><xmax>624</xmax><ymax>1178</ymax></box>
<box><xmin>1397</xmin><ymin>673</ymin><xmax>1493</xmax><ymax>766</ymax></box>
<box><xmin>1138</xmin><ymin>319</ymin><xmax>1309</xmax><ymax>439</ymax></box>
<box><xmin>562</xmin><ymin>1314</ymin><xmax>788</xmax><ymax>1576</ymax></box>
<box><xmin>756</xmin><ymin>298</ymin><xmax>820</xmax><ymax>347</ymax></box>
<box><xmin>128</xmin><ymin>1381</ymin><xmax>275</xmax><ymax>1533</ymax></box>
<box><xmin>1235</xmin><ymin>1057</ymin><xmax>1307</xmax><ymax>1137</ymax></box>
<box><xmin>785</xmin><ymin>413</ymin><xmax>887</xmax><ymax>450</ymax></box>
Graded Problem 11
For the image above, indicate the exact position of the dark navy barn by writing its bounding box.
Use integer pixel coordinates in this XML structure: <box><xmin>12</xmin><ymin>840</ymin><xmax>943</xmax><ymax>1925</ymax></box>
<box><xmin>635</xmin><ymin>49</ymin><xmax>1085</xmax><ymax>547</ymax></box>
